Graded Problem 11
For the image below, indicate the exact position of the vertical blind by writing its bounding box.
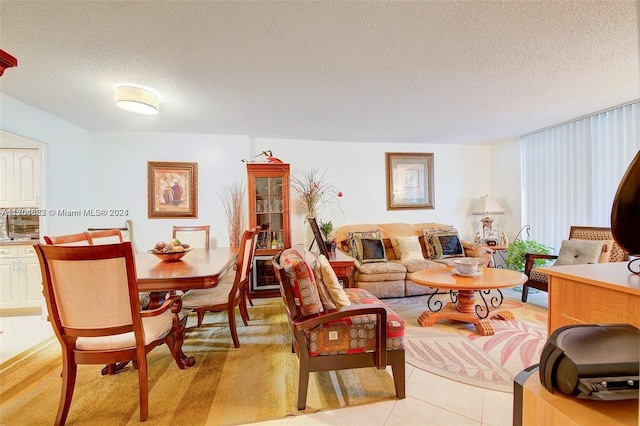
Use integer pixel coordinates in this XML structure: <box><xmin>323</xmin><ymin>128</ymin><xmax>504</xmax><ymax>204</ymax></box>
<box><xmin>521</xmin><ymin>101</ymin><xmax>640</xmax><ymax>251</ymax></box>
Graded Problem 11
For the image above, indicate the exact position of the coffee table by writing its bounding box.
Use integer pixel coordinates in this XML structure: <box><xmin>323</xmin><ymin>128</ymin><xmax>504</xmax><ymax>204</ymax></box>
<box><xmin>411</xmin><ymin>267</ymin><xmax>527</xmax><ymax>336</ymax></box>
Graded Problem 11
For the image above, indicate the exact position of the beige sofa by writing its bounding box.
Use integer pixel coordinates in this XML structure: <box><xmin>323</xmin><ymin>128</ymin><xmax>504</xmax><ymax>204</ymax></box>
<box><xmin>334</xmin><ymin>223</ymin><xmax>493</xmax><ymax>298</ymax></box>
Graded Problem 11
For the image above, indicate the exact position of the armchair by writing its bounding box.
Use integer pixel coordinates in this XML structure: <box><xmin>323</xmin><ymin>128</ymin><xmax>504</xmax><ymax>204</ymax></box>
<box><xmin>521</xmin><ymin>226</ymin><xmax>628</xmax><ymax>302</ymax></box>
<box><xmin>271</xmin><ymin>249</ymin><xmax>405</xmax><ymax>410</ymax></box>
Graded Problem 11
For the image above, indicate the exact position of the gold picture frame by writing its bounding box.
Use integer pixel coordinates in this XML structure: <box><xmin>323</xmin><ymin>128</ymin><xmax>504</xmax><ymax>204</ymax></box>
<box><xmin>385</xmin><ymin>152</ymin><xmax>434</xmax><ymax>210</ymax></box>
<box><xmin>147</xmin><ymin>161</ymin><xmax>198</xmax><ymax>218</ymax></box>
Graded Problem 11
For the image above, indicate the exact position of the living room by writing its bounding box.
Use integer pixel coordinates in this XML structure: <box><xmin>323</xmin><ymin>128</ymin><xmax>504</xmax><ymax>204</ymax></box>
<box><xmin>1</xmin><ymin>1</ymin><xmax>639</xmax><ymax>425</ymax></box>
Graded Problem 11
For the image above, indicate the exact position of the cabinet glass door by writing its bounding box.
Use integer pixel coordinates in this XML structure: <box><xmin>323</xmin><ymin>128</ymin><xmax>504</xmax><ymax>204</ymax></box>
<box><xmin>254</xmin><ymin>177</ymin><xmax>285</xmax><ymax>250</ymax></box>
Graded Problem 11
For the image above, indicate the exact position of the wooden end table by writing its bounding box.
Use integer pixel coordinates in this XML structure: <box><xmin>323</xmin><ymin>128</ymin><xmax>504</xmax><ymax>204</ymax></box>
<box><xmin>411</xmin><ymin>267</ymin><xmax>527</xmax><ymax>336</ymax></box>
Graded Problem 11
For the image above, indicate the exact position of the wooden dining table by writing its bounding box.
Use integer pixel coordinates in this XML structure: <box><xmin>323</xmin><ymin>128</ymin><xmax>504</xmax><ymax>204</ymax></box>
<box><xmin>103</xmin><ymin>247</ymin><xmax>239</xmax><ymax>374</ymax></box>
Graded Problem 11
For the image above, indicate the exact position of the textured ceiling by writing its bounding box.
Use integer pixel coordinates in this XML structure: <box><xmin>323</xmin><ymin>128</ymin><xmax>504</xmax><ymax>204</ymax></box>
<box><xmin>0</xmin><ymin>1</ymin><xmax>638</xmax><ymax>144</ymax></box>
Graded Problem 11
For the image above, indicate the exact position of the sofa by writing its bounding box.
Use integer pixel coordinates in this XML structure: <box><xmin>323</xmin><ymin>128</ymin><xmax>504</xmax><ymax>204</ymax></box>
<box><xmin>333</xmin><ymin>222</ymin><xmax>493</xmax><ymax>298</ymax></box>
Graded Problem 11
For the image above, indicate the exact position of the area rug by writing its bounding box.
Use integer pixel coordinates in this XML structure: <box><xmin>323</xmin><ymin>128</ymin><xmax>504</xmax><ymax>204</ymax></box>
<box><xmin>385</xmin><ymin>293</ymin><xmax>548</xmax><ymax>393</ymax></box>
<box><xmin>0</xmin><ymin>299</ymin><xmax>397</xmax><ymax>425</ymax></box>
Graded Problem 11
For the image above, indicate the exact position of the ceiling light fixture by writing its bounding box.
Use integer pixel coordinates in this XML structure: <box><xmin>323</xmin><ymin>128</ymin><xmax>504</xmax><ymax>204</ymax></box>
<box><xmin>114</xmin><ymin>85</ymin><xmax>160</xmax><ymax>115</ymax></box>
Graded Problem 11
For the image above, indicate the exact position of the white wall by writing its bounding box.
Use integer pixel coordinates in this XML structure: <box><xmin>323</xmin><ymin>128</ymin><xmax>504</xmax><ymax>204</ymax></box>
<box><xmin>256</xmin><ymin>138</ymin><xmax>495</xmax><ymax>244</ymax></box>
<box><xmin>488</xmin><ymin>137</ymin><xmax>522</xmax><ymax>241</ymax></box>
<box><xmin>89</xmin><ymin>132</ymin><xmax>251</xmax><ymax>250</ymax></box>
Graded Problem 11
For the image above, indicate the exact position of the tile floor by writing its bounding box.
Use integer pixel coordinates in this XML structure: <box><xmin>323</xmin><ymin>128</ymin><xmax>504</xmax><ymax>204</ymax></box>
<box><xmin>0</xmin><ymin>287</ymin><xmax>548</xmax><ymax>425</ymax></box>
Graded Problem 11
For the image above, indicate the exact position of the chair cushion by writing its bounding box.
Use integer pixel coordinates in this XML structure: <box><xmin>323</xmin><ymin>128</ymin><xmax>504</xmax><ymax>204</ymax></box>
<box><xmin>181</xmin><ymin>281</ymin><xmax>233</xmax><ymax>308</ymax></box>
<box><xmin>279</xmin><ymin>248</ymin><xmax>324</xmax><ymax>317</ymax></box>
<box><xmin>307</xmin><ymin>288</ymin><xmax>405</xmax><ymax>357</ymax></box>
<box><xmin>554</xmin><ymin>239</ymin><xmax>604</xmax><ymax>266</ymax></box>
<box><xmin>76</xmin><ymin>310</ymin><xmax>174</xmax><ymax>351</ymax></box>
<box><xmin>528</xmin><ymin>268</ymin><xmax>549</xmax><ymax>284</ymax></box>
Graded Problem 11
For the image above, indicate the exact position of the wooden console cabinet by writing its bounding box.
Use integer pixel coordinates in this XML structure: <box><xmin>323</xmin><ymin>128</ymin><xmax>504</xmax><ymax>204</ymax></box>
<box><xmin>537</xmin><ymin>262</ymin><xmax>640</xmax><ymax>336</ymax></box>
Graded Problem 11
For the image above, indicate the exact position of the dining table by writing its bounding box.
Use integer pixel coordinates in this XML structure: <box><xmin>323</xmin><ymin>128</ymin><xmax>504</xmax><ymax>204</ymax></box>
<box><xmin>104</xmin><ymin>247</ymin><xmax>239</xmax><ymax>375</ymax></box>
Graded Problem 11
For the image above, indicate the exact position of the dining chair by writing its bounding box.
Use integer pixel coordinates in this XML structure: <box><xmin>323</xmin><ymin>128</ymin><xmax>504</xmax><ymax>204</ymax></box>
<box><xmin>180</xmin><ymin>226</ymin><xmax>260</xmax><ymax>348</ymax></box>
<box><xmin>43</xmin><ymin>232</ymin><xmax>91</xmax><ymax>246</ymax></box>
<box><xmin>35</xmin><ymin>242</ymin><xmax>190</xmax><ymax>425</ymax></box>
<box><xmin>85</xmin><ymin>228</ymin><xmax>124</xmax><ymax>245</ymax></box>
<box><xmin>172</xmin><ymin>225</ymin><xmax>210</xmax><ymax>249</ymax></box>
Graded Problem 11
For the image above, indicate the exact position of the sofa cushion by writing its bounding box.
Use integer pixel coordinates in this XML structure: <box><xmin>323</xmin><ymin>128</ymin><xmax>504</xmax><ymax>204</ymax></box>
<box><xmin>399</xmin><ymin>258</ymin><xmax>441</xmax><ymax>273</ymax></box>
<box><xmin>350</xmin><ymin>232</ymin><xmax>387</xmax><ymax>264</ymax></box>
<box><xmin>423</xmin><ymin>226</ymin><xmax>457</xmax><ymax>258</ymax></box>
<box><xmin>554</xmin><ymin>239</ymin><xmax>604</xmax><ymax>266</ymax></box>
<box><xmin>306</xmin><ymin>288</ymin><xmax>404</xmax><ymax>356</ymax></box>
<box><xmin>431</xmin><ymin>231</ymin><xmax>465</xmax><ymax>259</ymax></box>
<box><xmin>394</xmin><ymin>236</ymin><xmax>424</xmax><ymax>261</ymax></box>
<box><xmin>280</xmin><ymin>248</ymin><xmax>324</xmax><ymax>317</ymax></box>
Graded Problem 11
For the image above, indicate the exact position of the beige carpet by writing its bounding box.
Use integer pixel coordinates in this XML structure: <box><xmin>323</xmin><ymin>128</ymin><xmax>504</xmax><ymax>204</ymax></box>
<box><xmin>385</xmin><ymin>292</ymin><xmax>548</xmax><ymax>393</ymax></box>
<box><xmin>0</xmin><ymin>299</ymin><xmax>398</xmax><ymax>425</ymax></box>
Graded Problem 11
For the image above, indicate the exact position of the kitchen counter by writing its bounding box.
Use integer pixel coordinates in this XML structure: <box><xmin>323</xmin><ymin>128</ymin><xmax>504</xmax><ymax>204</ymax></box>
<box><xmin>0</xmin><ymin>239</ymin><xmax>40</xmax><ymax>246</ymax></box>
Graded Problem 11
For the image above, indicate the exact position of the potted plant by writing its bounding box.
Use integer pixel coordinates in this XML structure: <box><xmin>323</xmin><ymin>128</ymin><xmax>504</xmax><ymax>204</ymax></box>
<box><xmin>319</xmin><ymin>220</ymin><xmax>336</xmax><ymax>252</ymax></box>
<box><xmin>505</xmin><ymin>238</ymin><xmax>553</xmax><ymax>272</ymax></box>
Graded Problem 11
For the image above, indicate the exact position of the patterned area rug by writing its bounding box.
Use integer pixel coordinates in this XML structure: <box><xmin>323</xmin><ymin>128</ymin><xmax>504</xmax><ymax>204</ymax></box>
<box><xmin>0</xmin><ymin>299</ymin><xmax>397</xmax><ymax>425</ymax></box>
<box><xmin>385</xmin><ymin>292</ymin><xmax>548</xmax><ymax>393</ymax></box>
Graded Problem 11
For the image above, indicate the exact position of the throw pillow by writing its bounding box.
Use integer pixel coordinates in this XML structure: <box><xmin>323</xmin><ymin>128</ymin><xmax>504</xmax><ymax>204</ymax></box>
<box><xmin>279</xmin><ymin>249</ymin><xmax>324</xmax><ymax>316</ymax></box>
<box><xmin>395</xmin><ymin>235</ymin><xmax>424</xmax><ymax>261</ymax></box>
<box><xmin>349</xmin><ymin>231</ymin><xmax>387</xmax><ymax>263</ymax></box>
<box><xmin>554</xmin><ymin>239</ymin><xmax>605</xmax><ymax>266</ymax></box>
<box><xmin>423</xmin><ymin>226</ymin><xmax>457</xmax><ymax>258</ymax></box>
<box><xmin>318</xmin><ymin>255</ymin><xmax>351</xmax><ymax>307</ymax></box>
<box><xmin>431</xmin><ymin>232</ymin><xmax>465</xmax><ymax>259</ymax></box>
<box><xmin>312</xmin><ymin>259</ymin><xmax>338</xmax><ymax>310</ymax></box>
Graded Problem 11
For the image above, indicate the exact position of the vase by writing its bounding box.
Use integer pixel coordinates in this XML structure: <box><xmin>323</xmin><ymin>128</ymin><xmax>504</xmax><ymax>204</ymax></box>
<box><xmin>172</xmin><ymin>183</ymin><xmax>184</xmax><ymax>202</ymax></box>
<box><xmin>611</xmin><ymin>150</ymin><xmax>640</xmax><ymax>259</ymax></box>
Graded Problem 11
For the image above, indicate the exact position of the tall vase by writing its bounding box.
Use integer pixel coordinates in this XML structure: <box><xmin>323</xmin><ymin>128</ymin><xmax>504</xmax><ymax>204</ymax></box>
<box><xmin>611</xmin><ymin>150</ymin><xmax>640</xmax><ymax>273</ymax></box>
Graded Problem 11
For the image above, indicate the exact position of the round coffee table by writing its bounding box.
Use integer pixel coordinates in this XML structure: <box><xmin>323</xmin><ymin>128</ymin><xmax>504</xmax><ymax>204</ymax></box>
<box><xmin>411</xmin><ymin>267</ymin><xmax>527</xmax><ymax>336</ymax></box>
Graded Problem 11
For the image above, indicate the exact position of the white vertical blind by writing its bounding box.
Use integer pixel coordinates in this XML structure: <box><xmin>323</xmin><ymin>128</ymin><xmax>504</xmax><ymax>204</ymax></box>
<box><xmin>521</xmin><ymin>101</ymin><xmax>640</xmax><ymax>252</ymax></box>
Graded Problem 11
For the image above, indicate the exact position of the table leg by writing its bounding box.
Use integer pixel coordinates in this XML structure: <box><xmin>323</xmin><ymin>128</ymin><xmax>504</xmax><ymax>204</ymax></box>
<box><xmin>417</xmin><ymin>289</ymin><xmax>514</xmax><ymax>336</ymax></box>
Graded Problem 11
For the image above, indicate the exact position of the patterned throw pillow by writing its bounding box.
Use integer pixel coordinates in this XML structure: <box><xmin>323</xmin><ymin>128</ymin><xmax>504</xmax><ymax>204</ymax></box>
<box><xmin>279</xmin><ymin>248</ymin><xmax>324</xmax><ymax>317</ymax></box>
<box><xmin>431</xmin><ymin>232</ymin><xmax>465</xmax><ymax>259</ymax></box>
<box><xmin>348</xmin><ymin>230</ymin><xmax>387</xmax><ymax>263</ymax></box>
<box><xmin>423</xmin><ymin>226</ymin><xmax>457</xmax><ymax>258</ymax></box>
<box><xmin>312</xmin><ymin>259</ymin><xmax>338</xmax><ymax>310</ymax></box>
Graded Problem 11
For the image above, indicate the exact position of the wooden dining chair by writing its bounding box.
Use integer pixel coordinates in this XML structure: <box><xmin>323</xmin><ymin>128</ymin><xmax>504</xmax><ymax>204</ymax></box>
<box><xmin>35</xmin><ymin>242</ymin><xmax>191</xmax><ymax>425</ymax></box>
<box><xmin>180</xmin><ymin>226</ymin><xmax>260</xmax><ymax>348</ymax></box>
<box><xmin>85</xmin><ymin>228</ymin><xmax>124</xmax><ymax>245</ymax></box>
<box><xmin>43</xmin><ymin>232</ymin><xmax>91</xmax><ymax>246</ymax></box>
<box><xmin>172</xmin><ymin>225</ymin><xmax>210</xmax><ymax>249</ymax></box>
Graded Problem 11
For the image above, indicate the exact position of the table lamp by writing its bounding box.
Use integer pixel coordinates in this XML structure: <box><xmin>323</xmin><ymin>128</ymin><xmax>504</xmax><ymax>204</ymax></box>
<box><xmin>472</xmin><ymin>195</ymin><xmax>505</xmax><ymax>230</ymax></box>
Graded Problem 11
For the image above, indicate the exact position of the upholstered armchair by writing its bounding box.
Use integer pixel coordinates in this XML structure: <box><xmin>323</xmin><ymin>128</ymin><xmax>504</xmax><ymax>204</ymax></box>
<box><xmin>521</xmin><ymin>226</ymin><xmax>628</xmax><ymax>302</ymax></box>
<box><xmin>271</xmin><ymin>249</ymin><xmax>405</xmax><ymax>410</ymax></box>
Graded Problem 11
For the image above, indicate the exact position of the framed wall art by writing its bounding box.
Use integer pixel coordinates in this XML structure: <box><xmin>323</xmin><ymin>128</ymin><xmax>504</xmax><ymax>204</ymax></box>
<box><xmin>308</xmin><ymin>216</ymin><xmax>330</xmax><ymax>258</ymax></box>
<box><xmin>147</xmin><ymin>161</ymin><xmax>198</xmax><ymax>218</ymax></box>
<box><xmin>385</xmin><ymin>152</ymin><xmax>434</xmax><ymax>210</ymax></box>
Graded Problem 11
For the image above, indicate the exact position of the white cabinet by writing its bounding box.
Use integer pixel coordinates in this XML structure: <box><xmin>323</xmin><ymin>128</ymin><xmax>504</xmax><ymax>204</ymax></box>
<box><xmin>0</xmin><ymin>245</ymin><xmax>43</xmax><ymax>315</ymax></box>
<box><xmin>0</xmin><ymin>149</ymin><xmax>41</xmax><ymax>208</ymax></box>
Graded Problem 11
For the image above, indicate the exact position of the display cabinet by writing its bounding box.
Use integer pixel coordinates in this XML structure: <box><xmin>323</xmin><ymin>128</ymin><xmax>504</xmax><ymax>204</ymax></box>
<box><xmin>247</xmin><ymin>162</ymin><xmax>291</xmax><ymax>296</ymax></box>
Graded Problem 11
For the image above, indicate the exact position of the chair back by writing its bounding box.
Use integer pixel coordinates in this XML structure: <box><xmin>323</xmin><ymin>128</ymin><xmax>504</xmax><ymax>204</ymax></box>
<box><xmin>230</xmin><ymin>227</ymin><xmax>260</xmax><ymax>301</ymax></box>
<box><xmin>35</xmin><ymin>242</ymin><xmax>142</xmax><ymax>341</ymax></box>
<box><xmin>44</xmin><ymin>232</ymin><xmax>91</xmax><ymax>246</ymax></box>
<box><xmin>173</xmin><ymin>225</ymin><xmax>210</xmax><ymax>249</ymax></box>
<box><xmin>86</xmin><ymin>229</ymin><xmax>124</xmax><ymax>245</ymax></box>
<box><xmin>568</xmin><ymin>226</ymin><xmax>628</xmax><ymax>262</ymax></box>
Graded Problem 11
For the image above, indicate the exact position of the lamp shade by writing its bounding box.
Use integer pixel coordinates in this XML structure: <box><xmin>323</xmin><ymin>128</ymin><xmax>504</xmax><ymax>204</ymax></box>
<box><xmin>472</xmin><ymin>195</ymin><xmax>505</xmax><ymax>215</ymax></box>
<box><xmin>115</xmin><ymin>85</ymin><xmax>159</xmax><ymax>115</ymax></box>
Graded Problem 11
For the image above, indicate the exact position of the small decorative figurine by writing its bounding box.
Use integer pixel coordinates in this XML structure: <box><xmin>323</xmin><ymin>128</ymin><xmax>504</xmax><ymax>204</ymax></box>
<box><xmin>499</xmin><ymin>232</ymin><xmax>509</xmax><ymax>246</ymax></box>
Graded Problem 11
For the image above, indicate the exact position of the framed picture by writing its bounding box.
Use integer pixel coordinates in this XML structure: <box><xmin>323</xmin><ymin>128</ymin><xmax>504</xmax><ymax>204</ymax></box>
<box><xmin>147</xmin><ymin>161</ymin><xmax>198</xmax><ymax>218</ymax></box>
<box><xmin>385</xmin><ymin>152</ymin><xmax>434</xmax><ymax>210</ymax></box>
<box><xmin>308</xmin><ymin>217</ymin><xmax>330</xmax><ymax>258</ymax></box>
<box><xmin>483</xmin><ymin>229</ymin><xmax>500</xmax><ymax>244</ymax></box>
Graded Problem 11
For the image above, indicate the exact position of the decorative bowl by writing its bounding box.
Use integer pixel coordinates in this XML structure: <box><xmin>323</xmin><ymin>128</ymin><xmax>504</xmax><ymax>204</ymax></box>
<box><xmin>148</xmin><ymin>248</ymin><xmax>192</xmax><ymax>262</ymax></box>
<box><xmin>453</xmin><ymin>259</ymin><xmax>481</xmax><ymax>275</ymax></box>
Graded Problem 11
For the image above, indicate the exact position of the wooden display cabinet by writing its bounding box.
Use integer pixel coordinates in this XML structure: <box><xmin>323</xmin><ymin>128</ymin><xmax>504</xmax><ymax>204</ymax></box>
<box><xmin>247</xmin><ymin>162</ymin><xmax>291</xmax><ymax>296</ymax></box>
